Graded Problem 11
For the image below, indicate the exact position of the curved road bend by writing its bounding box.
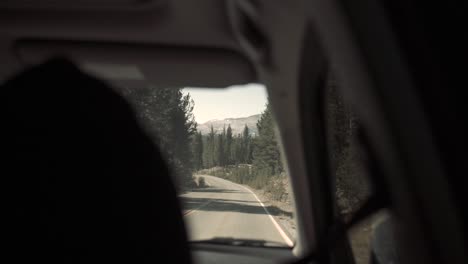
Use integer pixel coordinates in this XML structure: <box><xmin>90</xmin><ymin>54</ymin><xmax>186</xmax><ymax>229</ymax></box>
<box><xmin>179</xmin><ymin>175</ymin><xmax>293</xmax><ymax>247</ymax></box>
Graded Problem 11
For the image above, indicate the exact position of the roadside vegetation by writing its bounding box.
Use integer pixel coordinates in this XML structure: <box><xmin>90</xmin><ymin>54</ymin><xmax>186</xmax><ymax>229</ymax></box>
<box><xmin>197</xmin><ymin>176</ymin><xmax>207</xmax><ymax>188</ymax></box>
<box><xmin>196</xmin><ymin>103</ymin><xmax>291</xmax><ymax>203</ymax></box>
<box><xmin>115</xmin><ymin>85</ymin><xmax>288</xmax><ymax>201</ymax></box>
<box><xmin>115</xmin><ymin>80</ymin><xmax>368</xmax><ymax>215</ymax></box>
<box><xmin>116</xmin><ymin>86</ymin><xmax>197</xmax><ymax>190</ymax></box>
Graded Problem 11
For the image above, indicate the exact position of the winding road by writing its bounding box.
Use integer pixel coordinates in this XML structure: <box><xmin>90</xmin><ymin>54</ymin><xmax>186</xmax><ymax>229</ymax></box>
<box><xmin>179</xmin><ymin>175</ymin><xmax>293</xmax><ymax>247</ymax></box>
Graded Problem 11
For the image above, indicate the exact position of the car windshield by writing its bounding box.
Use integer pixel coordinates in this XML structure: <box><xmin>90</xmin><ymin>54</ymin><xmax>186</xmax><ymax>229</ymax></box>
<box><xmin>114</xmin><ymin>84</ymin><xmax>295</xmax><ymax>247</ymax></box>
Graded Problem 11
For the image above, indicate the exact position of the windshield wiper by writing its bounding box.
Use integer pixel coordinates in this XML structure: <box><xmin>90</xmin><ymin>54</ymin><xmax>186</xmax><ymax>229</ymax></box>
<box><xmin>192</xmin><ymin>237</ymin><xmax>287</xmax><ymax>247</ymax></box>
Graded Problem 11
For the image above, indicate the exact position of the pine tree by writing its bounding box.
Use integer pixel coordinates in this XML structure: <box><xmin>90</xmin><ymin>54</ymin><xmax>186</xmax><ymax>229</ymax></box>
<box><xmin>252</xmin><ymin>103</ymin><xmax>282</xmax><ymax>176</ymax></box>
<box><xmin>225</xmin><ymin>125</ymin><xmax>233</xmax><ymax>165</ymax></box>
<box><xmin>241</xmin><ymin>125</ymin><xmax>251</xmax><ymax>164</ymax></box>
<box><xmin>216</xmin><ymin>126</ymin><xmax>226</xmax><ymax>166</ymax></box>
<box><xmin>117</xmin><ymin>87</ymin><xmax>196</xmax><ymax>186</ymax></box>
<box><xmin>202</xmin><ymin>135</ymin><xmax>210</xmax><ymax>168</ymax></box>
<box><xmin>231</xmin><ymin>134</ymin><xmax>242</xmax><ymax>165</ymax></box>
<box><xmin>172</xmin><ymin>91</ymin><xmax>197</xmax><ymax>181</ymax></box>
<box><xmin>203</xmin><ymin>125</ymin><xmax>216</xmax><ymax>168</ymax></box>
<box><xmin>192</xmin><ymin>131</ymin><xmax>204</xmax><ymax>170</ymax></box>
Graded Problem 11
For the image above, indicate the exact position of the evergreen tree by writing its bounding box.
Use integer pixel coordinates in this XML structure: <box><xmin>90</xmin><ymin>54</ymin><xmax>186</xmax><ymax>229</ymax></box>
<box><xmin>117</xmin><ymin>87</ymin><xmax>196</xmax><ymax>185</ymax></box>
<box><xmin>241</xmin><ymin>125</ymin><xmax>251</xmax><ymax>164</ymax></box>
<box><xmin>225</xmin><ymin>125</ymin><xmax>233</xmax><ymax>165</ymax></box>
<box><xmin>252</xmin><ymin>103</ymin><xmax>282</xmax><ymax>176</ymax></box>
<box><xmin>203</xmin><ymin>125</ymin><xmax>216</xmax><ymax>168</ymax></box>
<box><xmin>231</xmin><ymin>134</ymin><xmax>242</xmax><ymax>165</ymax></box>
<box><xmin>216</xmin><ymin>126</ymin><xmax>226</xmax><ymax>166</ymax></box>
<box><xmin>202</xmin><ymin>135</ymin><xmax>210</xmax><ymax>168</ymax></box>
<box><xmin>192</xmin><ymin>131</ymin><xmax>204</xmax><ymax>170</ymax></box>
<box><xmin>172</xmin><ymin>91</ymin><xmax>197</xmax><ymax>181</ymax></box>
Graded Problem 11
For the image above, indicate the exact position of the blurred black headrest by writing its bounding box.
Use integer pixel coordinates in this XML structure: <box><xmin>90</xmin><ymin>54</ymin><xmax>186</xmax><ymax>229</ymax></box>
<box><xmin>1</xmin><ymin>58</ymin><xmax>191</xmax><ymax>264</ymax></box>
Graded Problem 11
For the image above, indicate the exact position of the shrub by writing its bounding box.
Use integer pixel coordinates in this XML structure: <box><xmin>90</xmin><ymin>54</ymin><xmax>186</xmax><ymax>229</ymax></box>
<box><xmin>198</xmin><ymin>176</ymin><xmax>206</xmax><ymax>187</ymax></box>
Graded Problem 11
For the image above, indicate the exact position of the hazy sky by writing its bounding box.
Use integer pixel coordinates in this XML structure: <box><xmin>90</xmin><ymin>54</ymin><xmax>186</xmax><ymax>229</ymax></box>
<box><xmin>182</xmin><ymin>83</ymin><xmax>268</xmax><ymax>123</ymax></box>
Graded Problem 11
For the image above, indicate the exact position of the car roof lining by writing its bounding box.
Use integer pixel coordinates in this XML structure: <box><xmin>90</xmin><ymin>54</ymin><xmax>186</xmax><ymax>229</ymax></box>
<box><xmin>0</xmin><ymin>0</ymin><xmax>167</xmax><ymax>11</ymax></box>
<box><xmin>0</xmin><ymin>0</ymin><xmax>255</xmax><ymax>87</ymax></box>
<box><xmin>15</xmin><ymin>39</ymin><xmax>256</xmax><ymax>88</ymax></box>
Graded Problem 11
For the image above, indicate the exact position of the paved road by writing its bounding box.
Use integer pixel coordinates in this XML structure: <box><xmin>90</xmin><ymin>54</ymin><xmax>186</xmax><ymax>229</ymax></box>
<box><xmin>179</xmin><ymin>175</ymin><xmax>293</xmax><ymax>246</ymax></box>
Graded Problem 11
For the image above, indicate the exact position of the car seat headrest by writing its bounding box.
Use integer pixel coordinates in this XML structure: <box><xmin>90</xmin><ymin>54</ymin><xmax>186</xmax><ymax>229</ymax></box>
<box><xmin>1</xmin><ymin>58</ymin><xmax>191</xmax><ymax>264</ymax></box>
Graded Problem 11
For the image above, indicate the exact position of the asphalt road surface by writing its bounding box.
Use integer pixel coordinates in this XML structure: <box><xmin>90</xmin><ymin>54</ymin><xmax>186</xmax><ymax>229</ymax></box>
<box><xmin>179</xmin><ymin>175</ymin><xmax>293</xmax><ymax>247</ymax></box>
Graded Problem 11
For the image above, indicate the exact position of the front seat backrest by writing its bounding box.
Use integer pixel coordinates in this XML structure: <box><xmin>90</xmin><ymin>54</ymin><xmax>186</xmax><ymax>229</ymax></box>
<box><xmin>1</xmin><ymin>58</ymin><xmax>191</xmax><ymax>264</ymax></box>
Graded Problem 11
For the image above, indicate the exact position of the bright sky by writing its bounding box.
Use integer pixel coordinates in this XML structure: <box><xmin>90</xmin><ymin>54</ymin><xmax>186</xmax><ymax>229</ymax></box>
<box><xmin>182</xmin><ymin>83</ymin><xmax>268</xmax><ymax>123</ymax></box>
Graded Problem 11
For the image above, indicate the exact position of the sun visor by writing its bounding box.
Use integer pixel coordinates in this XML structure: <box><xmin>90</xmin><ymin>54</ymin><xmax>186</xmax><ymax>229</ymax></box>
<box><xmin>15</xmin><ymin>40</ymin><xmax>256</xmax><ymax>88</ymax></box>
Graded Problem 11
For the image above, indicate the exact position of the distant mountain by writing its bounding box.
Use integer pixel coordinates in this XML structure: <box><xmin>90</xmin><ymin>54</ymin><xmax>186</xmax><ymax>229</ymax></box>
<box><xmin>197</xmin><ymin>114</ymin><xmax>260</xmax><ymax>136</ymax></box>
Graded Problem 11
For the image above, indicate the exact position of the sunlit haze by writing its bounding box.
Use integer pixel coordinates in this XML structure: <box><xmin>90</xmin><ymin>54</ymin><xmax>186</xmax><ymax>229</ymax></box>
<box><xmin>182</xmin><ymin>84</ymin><xmax>268</xmax><ymax>123</ymax></box>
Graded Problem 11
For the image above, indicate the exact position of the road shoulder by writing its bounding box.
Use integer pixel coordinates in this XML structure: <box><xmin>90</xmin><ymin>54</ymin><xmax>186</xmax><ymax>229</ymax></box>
<box><xmin>239</xmin><ymin>184</ymin><xmax>296</xmax><ymax>243</ymax></box>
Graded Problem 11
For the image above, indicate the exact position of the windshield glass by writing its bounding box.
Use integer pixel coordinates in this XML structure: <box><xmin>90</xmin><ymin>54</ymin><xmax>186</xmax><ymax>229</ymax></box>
<box><xmin>115</xmin><ymin>84</ymin><xmax>295</xmax><ymax>247</ymax></box>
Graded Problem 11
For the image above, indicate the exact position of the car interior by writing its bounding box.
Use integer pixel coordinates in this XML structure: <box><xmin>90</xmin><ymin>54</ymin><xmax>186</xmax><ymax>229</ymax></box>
<box><xmin>1</xmin><ymin>0</ymin><xmax>467</xmax><ymax>264</ymax></box>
